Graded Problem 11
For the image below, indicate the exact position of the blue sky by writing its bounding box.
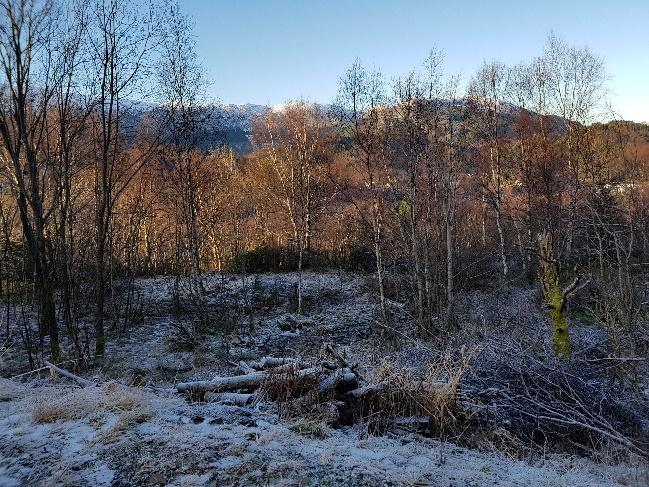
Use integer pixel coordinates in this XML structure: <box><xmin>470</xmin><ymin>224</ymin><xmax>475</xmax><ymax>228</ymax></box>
<box><xmin>183</xmin><ymin>0</ymin><xmax>648</xmax><ymax>122</ymax></box>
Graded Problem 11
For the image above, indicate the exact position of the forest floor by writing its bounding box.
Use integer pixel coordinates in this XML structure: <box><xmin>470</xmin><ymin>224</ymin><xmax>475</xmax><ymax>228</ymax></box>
<box><xmin>1</xmin><ymin>271</ymin><xmax>647</xmax><ymax>486</ymax></box>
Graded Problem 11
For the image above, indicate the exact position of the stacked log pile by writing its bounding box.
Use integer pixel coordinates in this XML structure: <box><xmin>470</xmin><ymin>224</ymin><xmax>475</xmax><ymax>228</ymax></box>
<box><xmin>38</xmin><ymin>350</ymin><xmax>372</xmax><ymax>425</ymax></box>
<box><xmin>175</xmin><ymin>347</ymin><xmax>371</xmax><ymax>424</ymax></box>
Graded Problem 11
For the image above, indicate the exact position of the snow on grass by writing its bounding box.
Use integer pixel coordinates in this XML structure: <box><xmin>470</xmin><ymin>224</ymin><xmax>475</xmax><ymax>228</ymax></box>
<box><xmin>0</xmin><ymin>377</ymin><xmax>642</xmax><ymax>486</ymax></box>
<box><xmin>1</xmin><ymin>272</ymin><xmax>646</xmax><ymax>485</ymax></box>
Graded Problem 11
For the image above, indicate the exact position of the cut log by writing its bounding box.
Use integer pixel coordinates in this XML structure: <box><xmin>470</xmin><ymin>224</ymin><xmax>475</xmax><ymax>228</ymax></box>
<box><xmin>344</xmin><ymin>383</ymin><xmax>385</xmax><ymax>399</ymax></box>
<box><xmin>318</xmin><ymin>368</ymin><xmax>358</xmax><ymax>394</ymax></box>
<box><xmin>237</xmin><ymin>361</ymin><xmax>256</xmax><ymax>374</ymax></box>
<box><xmin>263</xmin><ymin>363</ymin><xmax>315</xmax><ymax>375</ymax></box>
<box><xmin>319</xmin><ymin>360</ymin><xmax>339</xmax><ymax>370</ymax></box>
<box><xmin>44</xmin><ymin>361</ymin><xmax>97</xmax><ymax>388</ymax></box>
<box><xmin>248</xmin><ymin>357</ymin><xmax>306</xmax><ymax>370</ymax></box>
<box><xmin>205</xmin><ymin>392</ymin><xmax>255</xmax><ymax>406</ymax></box>
<box><xmin>177</xmin><ymin>371</ymin><xmax>266</xmax><ymax>393</ymax></box>
<box><xmin>177</xmin><ymin>366</ymin><xmax>323</xmax><ymax>394</ymax></box>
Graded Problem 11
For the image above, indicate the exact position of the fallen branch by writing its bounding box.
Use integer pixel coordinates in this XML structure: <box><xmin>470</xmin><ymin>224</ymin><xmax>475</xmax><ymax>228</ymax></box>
<box><xmin>177</xmin><ymin>366</ymin><xmax>323</xmax><ymax>394</ymax></box>
<box><xmin>44</xmin><ymin>361</ymin><xmax>97</xmax><ymax>388</ymax></box>
<box><xmin>323</xmin><ymin>343</ymin><xmax>364</xmax><ymax>381</ymax></box>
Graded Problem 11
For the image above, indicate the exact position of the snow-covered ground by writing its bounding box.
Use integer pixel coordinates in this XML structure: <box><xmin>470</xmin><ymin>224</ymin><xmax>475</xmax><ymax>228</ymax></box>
<box><xmin>2</xmin><ymin>378</ymin><xmax>644</xmax><ymax>486</ymax></box>
<box><xmin>1</xmin><ymin>271</ymin><xmax>647</xmax><ymax>486</ymax></box>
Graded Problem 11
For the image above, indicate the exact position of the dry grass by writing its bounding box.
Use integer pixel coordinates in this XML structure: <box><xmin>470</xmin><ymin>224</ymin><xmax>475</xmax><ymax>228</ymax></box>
<box><xmin>366</xmin><ymin>347</ymin><xmax>475</xmax><ymax>436</ymax></box>
<box><xmin>32</xmin><ymin>382</ymin><xmax>152</xmax><ymax>430</ymax></box>
<box><xmin>289</xmin><ymin>418</ymin><xmax>331</xmax><ymax>439</ymax></box>
<box><xmin>258</xmin><ymin>364</ymin><xmax>347</xmax><ymax>426</ymax></box>
<box><xmin>259</xmin><ymin>365</ymin><xmax>321</xmax><ymax>419</ymax></box>
<box><xmin>256</xmin><ymin>348</ymin><xmax>476</xmax><ymax>437</ymax></box>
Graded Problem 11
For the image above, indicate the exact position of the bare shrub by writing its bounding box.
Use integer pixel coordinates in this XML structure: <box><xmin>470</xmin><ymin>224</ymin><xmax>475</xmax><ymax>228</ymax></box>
<box><xmin>167</xmin><ymin>300</ymin><xmax>238</xmax><ymax>353</ymax></box>
<box><xmin>110</xmin><ymin>280</ymin><xmax>153</xmax><ymax>339</ymax></box>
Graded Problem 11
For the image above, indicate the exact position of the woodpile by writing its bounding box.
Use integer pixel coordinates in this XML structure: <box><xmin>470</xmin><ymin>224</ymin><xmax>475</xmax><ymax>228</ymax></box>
<box><xmin>176</xmin><ymin>348</ymin><xmax>370</xmax><ymax>424</ymax></box>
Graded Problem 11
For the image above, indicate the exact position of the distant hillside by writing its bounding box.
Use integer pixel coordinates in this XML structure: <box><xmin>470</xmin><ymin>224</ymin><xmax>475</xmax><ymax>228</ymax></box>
<box><xmin>131</xmin><ymin>100</ymin><xmax>587</xmax><ymax>155</ymax></box>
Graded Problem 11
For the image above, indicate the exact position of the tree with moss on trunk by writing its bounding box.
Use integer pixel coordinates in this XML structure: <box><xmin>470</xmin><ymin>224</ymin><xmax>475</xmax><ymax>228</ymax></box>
<box><xmin>537</xmin><ymin>229</ymin><xmax>589</xmax><ymax>357</ymax></box>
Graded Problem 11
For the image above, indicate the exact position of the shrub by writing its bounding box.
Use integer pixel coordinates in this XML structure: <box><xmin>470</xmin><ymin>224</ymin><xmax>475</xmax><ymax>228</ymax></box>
<box><xmin>347</xmin><ymin>247</ymin><xmax>376</xmax><ymax>272</ymax></box>
<box><xmin>231</xmin><ymin>246</ymin><xmax>338</xmax><ymax>273</ymax></box>
<box><xmin>232</xmin><ymin>246</ymin><xmax>298</xmax><ymax>273</ymax></box>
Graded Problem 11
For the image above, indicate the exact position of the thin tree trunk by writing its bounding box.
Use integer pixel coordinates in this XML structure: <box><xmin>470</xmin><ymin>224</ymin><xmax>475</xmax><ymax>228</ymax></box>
<box><xmin>444</xmin><ymin>200</ymin><xmax>454</xmax><ymax>326</ymax></box>
<box><xmin>95</xmin><ymin>243</ymin><xmax>106</xmax><ymax>357</ymax></box>
<box><xmin>495</xmin><ymin>202</ymin><xmax>508</xmax><ymax>278</ymax></box>
<box><xmin>373</xmin><ymin>200</ymin><xmax>387</xmax><ymax>323</ymax></box>
<box><xmin>297</xmin><ymin>243</ymin><xmax>303</xmax><ymax>314</ymax></box>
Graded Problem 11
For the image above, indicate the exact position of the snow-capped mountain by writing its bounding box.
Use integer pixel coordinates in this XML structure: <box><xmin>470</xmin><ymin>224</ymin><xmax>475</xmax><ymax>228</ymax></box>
<box><xmin>131</xmin><ymin>100</ymin><xmax>568</xmax><ymax>155</ymax></box>
<box><xmin>199</xmin><ymin>102</ymin><xmax>329</xmax><ymax>153</ymax></box>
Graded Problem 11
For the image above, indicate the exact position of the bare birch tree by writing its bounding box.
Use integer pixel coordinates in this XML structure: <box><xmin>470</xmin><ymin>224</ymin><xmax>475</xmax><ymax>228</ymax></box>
<box><xmin>158</xmin><ymin>1</ymin><xmax>212</xmax><ymax>298</ymax></box>
<box><xmin>468</xmin><ymin>61</ymin><xmax>510</xmax><ymax>278</ymax></box>
<box><xmin>0</xmin><ymin>0</ymin><xmax>61</xmax><ymax>359</ymax></box>
<box><xmin>253</xmin><ymin>101</ymin><xmax>331</xmax><ymax>314</ymax></box>
<box><xmin>333</xmin><ymin>61</ymin><xmax>391</xmax><ymax>323</ymax></box>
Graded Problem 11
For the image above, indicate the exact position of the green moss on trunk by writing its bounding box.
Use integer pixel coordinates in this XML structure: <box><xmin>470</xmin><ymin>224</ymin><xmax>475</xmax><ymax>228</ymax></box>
<box><xmin>538</xmin><ymin>231</ymin><xmax>572</xmax><ymax>357</ymax></box>
<box><xmin>545</xmin><ymin>285</ymin><xmax>571</xmax><ymax>356</ymax></box>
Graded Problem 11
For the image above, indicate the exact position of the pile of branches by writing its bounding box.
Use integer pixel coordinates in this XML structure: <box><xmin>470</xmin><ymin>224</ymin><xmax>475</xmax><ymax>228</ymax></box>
<box><xmin>466</xmin><ymin>346</ymin><xmax>649</xmax><ymax>459</ymax></box>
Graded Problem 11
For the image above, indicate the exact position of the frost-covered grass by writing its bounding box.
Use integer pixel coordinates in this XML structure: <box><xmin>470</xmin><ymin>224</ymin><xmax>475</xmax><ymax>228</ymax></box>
<box><xmin>1</xmin><ymin>271</ymin><xmax>648</xmax><ymax>486</ymax></box>
<box><xmin>1</xmin><ymin>378</ymin><xmax>645</xmax><ymax>486</ymax></box>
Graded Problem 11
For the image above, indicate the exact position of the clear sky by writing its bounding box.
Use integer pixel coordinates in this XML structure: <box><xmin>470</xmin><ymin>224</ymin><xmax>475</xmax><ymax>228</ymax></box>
<box><xmin>183</xmin><ymin>0</ymin><xmax>648</xmax><ymax>123</ymax></box>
